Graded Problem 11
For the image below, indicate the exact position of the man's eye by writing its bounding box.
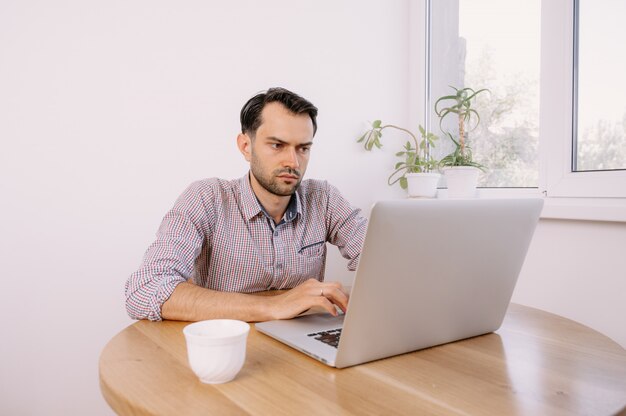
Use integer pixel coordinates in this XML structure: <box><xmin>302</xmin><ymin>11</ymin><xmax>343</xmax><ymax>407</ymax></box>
<box><xmin>300</xmin><ymin>147</ymin><xmax>311</xmax><ymax>153</ymax></box>
<box><xmin>271</xmin><ymin>143</ymin><xmax>282</xmax><ymax>149</ymax></box>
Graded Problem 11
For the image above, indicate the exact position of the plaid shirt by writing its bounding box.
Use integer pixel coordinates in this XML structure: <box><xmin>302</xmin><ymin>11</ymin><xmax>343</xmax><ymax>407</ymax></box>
<box><xmin>125</xmin><ymin>174</ymin><xmax>367</xmax><ymax>321</ymax></box>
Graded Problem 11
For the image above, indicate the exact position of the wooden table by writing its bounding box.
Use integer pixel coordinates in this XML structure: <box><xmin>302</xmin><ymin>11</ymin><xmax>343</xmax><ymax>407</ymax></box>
<box><xmin>99</xmin><ymin>304</ymin><xmax>626</xmax><ymax>415</ymax></box>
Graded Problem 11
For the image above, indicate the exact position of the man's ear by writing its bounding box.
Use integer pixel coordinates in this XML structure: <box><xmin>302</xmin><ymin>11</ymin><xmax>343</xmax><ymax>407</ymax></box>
<box><xmin>237</xmin><ymin>133</ymin><xmax>252</xmax><ymax>162</ymax></box>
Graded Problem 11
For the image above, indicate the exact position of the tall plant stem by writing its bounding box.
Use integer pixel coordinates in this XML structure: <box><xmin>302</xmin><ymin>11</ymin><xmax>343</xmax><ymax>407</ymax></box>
<box><xmin>458</xmin><ymin>114</ymin><xmax>465</xmax><ymax>155</ymax></box>
<box><xmin>381</xmin><ymin>125</ymin><xmax>420</xmax><ymax>156</ymax></box>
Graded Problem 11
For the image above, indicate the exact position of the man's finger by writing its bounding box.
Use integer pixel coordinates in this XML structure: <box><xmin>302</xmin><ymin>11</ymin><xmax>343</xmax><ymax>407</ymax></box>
<box><xmin>315</xmin><ymin>297</ymin><xmax>338</xmax><ymax>316</ymax></box>
<box><xmin>320</xmin><ymin>286</ymin><xmax>349</xmax><ymax>313</ymax></box>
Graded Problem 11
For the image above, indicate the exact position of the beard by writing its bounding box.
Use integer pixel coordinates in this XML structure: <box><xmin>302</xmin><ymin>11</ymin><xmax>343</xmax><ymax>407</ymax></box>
<box><xmin>250</xmin><ymin>155</ymin><xmax>303</xmax><ymax>197</ymax></box>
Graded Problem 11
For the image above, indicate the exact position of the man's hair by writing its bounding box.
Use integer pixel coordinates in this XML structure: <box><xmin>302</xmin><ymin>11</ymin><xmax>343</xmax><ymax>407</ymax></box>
<box><xmin>240</xmin><ymin>87</ymin><xmax>318</xmax><ymax>137</ymax></box>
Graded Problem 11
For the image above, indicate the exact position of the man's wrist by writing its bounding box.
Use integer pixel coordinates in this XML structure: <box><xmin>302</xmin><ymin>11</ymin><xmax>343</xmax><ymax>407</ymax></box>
<box><xmin>252</xmin><ymin>292</ymin><xmax>280</xmax><ymax>322</ymax></box>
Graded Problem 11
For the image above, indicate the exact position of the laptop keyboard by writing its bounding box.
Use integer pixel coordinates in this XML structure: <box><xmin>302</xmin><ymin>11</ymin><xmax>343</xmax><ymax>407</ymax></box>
<box><xmin>308</xmin><ymin>328</ymin><xmax>342</xmax><ymax>348</ymax></box>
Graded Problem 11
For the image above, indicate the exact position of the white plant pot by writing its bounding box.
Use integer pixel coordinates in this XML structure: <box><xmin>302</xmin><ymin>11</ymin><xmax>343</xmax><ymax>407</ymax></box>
<box><xmin>405</xmin><ymin>172</ymin><xmax>441</xmax><ymax>199</ymax></box>
<box><xmin>442</xmin><ymin>167</ymin><xmax>480</xmax><ymax>198</ymax></box>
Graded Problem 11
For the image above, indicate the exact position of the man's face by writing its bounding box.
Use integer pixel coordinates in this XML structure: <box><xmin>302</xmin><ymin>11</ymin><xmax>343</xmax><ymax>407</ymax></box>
<box><xmin>242</xmin><ymin>102</ymin><xmax>314</xmax><ymax>197</ymax></box>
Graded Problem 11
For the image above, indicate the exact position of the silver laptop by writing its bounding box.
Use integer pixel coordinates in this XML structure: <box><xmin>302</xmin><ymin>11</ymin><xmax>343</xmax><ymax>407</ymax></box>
<box><xmin>255</xmin><ymin>198</ymin><xmax>543</xmax><ymax>368</ymax></box>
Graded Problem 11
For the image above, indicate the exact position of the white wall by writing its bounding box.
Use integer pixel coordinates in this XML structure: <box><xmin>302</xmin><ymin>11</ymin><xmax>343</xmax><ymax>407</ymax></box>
<box><xmin>513</xmin><ymin>219</ymin><xmax>626</xmax><ymax>348</ymax></box>
<box><xmin>0</xmin><ymin>1</ymin><xmax>411</xmax><ymax>414</ymax></box>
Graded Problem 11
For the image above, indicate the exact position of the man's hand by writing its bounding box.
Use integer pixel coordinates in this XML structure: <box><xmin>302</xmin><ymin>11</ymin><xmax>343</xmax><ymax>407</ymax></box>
<box><xmin>267</xmin><ymin>279</ymin><xmax>349</xmax><ymax>320</ymax></box>
<box><xmin>161</xmin><ymin>279</ymin><xmax>349</xmax><ymax>322</ymax></box>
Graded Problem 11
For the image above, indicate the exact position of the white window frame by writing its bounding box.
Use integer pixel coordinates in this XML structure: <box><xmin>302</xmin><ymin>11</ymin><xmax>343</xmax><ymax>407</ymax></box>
<box><xmin>411</xmin><ymin>0</ymin><xmax>626</xmax><ymax>222</ymax></box>
<box><xmin>541</xmin><ymin>0</ymin><xmax>626</xmax><ymax>200</ymax></box>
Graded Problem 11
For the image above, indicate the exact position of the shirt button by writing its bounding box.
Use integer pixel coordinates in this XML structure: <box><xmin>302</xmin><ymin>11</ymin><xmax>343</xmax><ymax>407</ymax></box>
<box><xmin>274</xmin><ymin>231</ymin><xmax>279</xmax><ymax>237</ymax></box>
<box><xmin>276</xmin><ymin>263</ymin><xmax>282</xmax><ymax>269</ymax></box>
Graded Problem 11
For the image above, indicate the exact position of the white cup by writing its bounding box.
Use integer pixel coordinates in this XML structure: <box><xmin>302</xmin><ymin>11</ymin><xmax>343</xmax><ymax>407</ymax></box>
<box><xmin>183</xmin><ymin>319</ymin><xmax>250</xmax><ymax>384</ymax></box>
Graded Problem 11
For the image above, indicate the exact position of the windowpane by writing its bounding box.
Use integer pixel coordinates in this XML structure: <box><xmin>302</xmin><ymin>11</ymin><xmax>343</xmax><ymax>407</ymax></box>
<box><xmin>574</xmin><ymin>0</ymin><xmax>626</xmax><ymax>172</ymax></box>
<box><xmin>428</xmin><ymin>0</ymin><xmax>540</xmax><ymax>187</ymax></box>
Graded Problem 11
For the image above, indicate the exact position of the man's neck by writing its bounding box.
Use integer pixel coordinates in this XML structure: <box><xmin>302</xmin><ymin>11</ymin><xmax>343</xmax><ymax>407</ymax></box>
<box><xmin>248</xmin><ymin>173</ymin><xmax>291</xmax><ymax>224</ymax></box>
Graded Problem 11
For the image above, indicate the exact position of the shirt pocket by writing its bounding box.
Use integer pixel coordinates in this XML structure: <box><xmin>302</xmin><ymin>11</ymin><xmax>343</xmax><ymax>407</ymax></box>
<box><xmin>298</xmin><ymin>240</ymin><xmax>325</xmax><ymax>257</ymax></box>
<box><xmin>291</xmin><ymin>241</ymin><xmax>326</xmax><ymax>281</ymax></box>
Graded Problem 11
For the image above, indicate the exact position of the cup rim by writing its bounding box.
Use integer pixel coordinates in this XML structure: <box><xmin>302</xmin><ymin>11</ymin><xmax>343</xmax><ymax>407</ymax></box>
<box><xmin>183</xmin><ymin>319</ymin><xmax>250</xmax><ymax>342</ymax></box>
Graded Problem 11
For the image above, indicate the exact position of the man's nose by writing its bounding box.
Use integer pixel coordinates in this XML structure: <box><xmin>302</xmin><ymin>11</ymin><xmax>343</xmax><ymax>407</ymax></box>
<box><xmin>283</xmin><ymin>147</ymin><xmax>300</xmax><ymax>169</ymax></box>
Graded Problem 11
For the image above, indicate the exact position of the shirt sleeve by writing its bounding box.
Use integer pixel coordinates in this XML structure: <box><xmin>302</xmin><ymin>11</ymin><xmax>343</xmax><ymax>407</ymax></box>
<box><xmin>324</xmin><ymin>183</ymin><xmax>368</xmax><ymax>271</ymax></box>
<box><xmin>124</xmin><ymin>181</ymin><xmax>214</xmax><ymax>321</ymax></box>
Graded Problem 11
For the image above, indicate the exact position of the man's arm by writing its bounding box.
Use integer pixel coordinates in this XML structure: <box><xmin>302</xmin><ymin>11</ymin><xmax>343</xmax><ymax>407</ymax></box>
<box><xmin>161</xmin><ymin>279</ymin><xmax>349</xmax><ymax>322</ymax></box>
<box><xmin>324</xmin><ymin>183</ymin><xmax>368</xmax><ymax>270</ymax></box>
<box><xmin>125</xmin><ymin>182</ymin><xmax>207</xmax><ymax>321</ymax></box>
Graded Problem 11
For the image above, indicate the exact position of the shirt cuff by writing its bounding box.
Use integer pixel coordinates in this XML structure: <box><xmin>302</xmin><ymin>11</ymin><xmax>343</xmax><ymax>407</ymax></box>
<box><xmin>147</xmin><ymin>276</ymin><xmax>186</xmax><ymax>321</ymax></box>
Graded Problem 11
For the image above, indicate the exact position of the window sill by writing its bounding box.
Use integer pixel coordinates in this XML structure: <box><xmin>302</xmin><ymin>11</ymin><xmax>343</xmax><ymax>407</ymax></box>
<box><xmin>436</xmin><ymin>188</ymin><xmax>626</xmax><ymax>223</ymax></box>
<box><xmin>540</xmin><ymin>197</ymin><xmax>626</xmax><ymax>223</ymax></box>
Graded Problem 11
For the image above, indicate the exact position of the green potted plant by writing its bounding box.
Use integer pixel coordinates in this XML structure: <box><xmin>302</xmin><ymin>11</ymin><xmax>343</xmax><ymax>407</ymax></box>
<box><xmin>357</xmin><ymin>120</ymin><xmax>440</xmax><ymax>198</ymax></box>
<box><xmin>434</xmin><ymin>86</ymin><xmax>490</xmax><ymax>198</ymax></box>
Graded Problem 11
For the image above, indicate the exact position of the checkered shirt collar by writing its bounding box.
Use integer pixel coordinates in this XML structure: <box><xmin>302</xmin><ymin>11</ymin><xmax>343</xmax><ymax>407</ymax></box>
<box><xmin>239</xmin><ymin>173</ymin><xmax>302</xmax><ymax>223</ymax></box>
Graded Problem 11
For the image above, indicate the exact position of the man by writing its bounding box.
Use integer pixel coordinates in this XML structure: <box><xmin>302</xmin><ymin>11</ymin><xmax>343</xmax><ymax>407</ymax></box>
<box><xmin>125</xmin><ymin>87</ymin><xmax>367</xmax><ymax>322</ymax></box>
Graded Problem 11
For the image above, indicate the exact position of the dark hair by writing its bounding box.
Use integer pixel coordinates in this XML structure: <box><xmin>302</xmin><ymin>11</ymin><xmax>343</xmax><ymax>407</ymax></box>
<box><xmin>240</xmin><ymin>87</ymin><xmax>318</xmax><ymax>137</ymax></box>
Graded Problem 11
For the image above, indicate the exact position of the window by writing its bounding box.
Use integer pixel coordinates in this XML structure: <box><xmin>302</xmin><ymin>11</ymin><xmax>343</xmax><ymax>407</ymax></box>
<box><xmin>573</xmin><ymin>0</ymin><xmax>626</xmax><ymax>173</ymax></box>
<box><xmin>422</xmin><ymin>0</ymin><xmax>626</xmax><ymax>219</ymax></box>
<box><xmin>427</xmin><ymin>0</ymin><xmax>541</xmax><ymax>188</ymax></box>
<box><xmin>542</xmin><ymin>0</ymin><xmax>626</xmax><ymax>198</ymax></box>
